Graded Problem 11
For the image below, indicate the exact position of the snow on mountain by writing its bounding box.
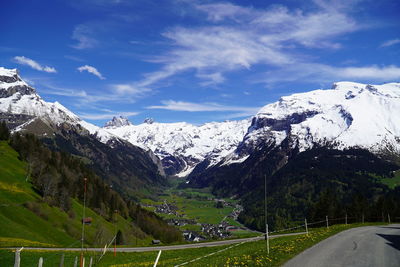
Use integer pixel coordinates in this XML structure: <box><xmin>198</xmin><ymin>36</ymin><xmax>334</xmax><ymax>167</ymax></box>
<box><xmin>0</xmin><ymin>67</ymin><xmax>115</xmax><ymax>143</ymax></box>
<box><xmin>3</xmin><ymin>66</ymin><xmax>399</xmax><ymax>178</ymax></box>
<box><xmin>104</xmin><ymin>117</ymin><xmax>251</xmax><ymax>176</ymax></box>
<box><xmin>225</xmin><ymin>81</ymin><xmax>400</xmax><ymax>164</ymax></box>
<box><xmin>104</xmin><ymin>116</ymin><xmax>132</xmax><ymax>128</ymax></box>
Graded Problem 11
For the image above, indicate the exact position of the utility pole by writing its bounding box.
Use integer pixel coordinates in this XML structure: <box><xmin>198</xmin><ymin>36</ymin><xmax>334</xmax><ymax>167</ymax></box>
<box><xmin>114</xmin><ymin>210</ymin><xmax>118</xmax><ymax>257</ymax></box>
<box><xmin>264</xmin><ymin>174</ymin><xmax>269</xmax><ymax>254</ymax></box>
<box><xmin>81</xmin><ymin>178</ymin><xmax>87</xmax><ymax>267</ymax></box>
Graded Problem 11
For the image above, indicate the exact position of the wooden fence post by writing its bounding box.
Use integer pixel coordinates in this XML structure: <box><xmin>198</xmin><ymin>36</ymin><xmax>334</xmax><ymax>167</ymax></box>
<box><xmin>14</xmin><ymin>247</ymin><xmax>23</xmax><ymax>267</ymax></box>
<box><xmin>305</xmin><ymin>218</ymin><xmax>308</xmax><ymax>235</ymax></box>
<box><xmin>59</xmin><ymin>253</ymin><xmax>65</xmax><ymax>267</ymax></box>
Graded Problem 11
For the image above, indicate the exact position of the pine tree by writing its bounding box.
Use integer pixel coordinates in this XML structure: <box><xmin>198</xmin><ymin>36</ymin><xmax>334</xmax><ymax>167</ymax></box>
<box><xmin>0</xmin><ymin>121</ymin><xmax>10</xmax><ymax>140</ymax></box>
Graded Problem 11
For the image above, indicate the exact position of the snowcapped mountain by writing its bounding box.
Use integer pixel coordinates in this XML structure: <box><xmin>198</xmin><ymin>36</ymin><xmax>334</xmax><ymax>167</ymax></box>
<box><xmin>104</xmin><ymin>116</ymin><xmax>132</xmax><ymax>128</ymax></box>
<box><xmin>0</xmin><ymin>67</ymin><xmax>114</xmax><ymax>143</ymax></box>
<box><xmin>104</xmin><ymin>118</ymin><xmax>251</xmax><ymax>176</ymax></box>
<box><xmin>0</xmin><ymin>67</ymin><xmax>166</xmax><ymax>194</ymax></box>
<box><xmin>2</xmin><ymin>66</ymin><xmax>399</xmax><ymax>180</ymax></box>
<box><xmin>219</xmin><ymin>81</ymin><xmax>400</xmax><ymax>166</ymax></box>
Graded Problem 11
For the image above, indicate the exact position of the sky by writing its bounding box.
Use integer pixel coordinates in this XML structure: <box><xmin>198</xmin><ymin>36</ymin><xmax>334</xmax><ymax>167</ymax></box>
<box><xmin>1</xmin><ymin>0</ymin><xmax>399</xmax><ymax>126</ymax></box>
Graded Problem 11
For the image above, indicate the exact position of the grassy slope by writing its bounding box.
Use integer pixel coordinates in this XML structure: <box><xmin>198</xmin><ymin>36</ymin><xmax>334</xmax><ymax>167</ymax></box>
<box><xmin>0</xmin><ymin>223</ymin><xmax>385</xmax><ymax>266</ymax></box>
<box><xmin>0</xmin><ymin>141</ymin><xmax>151</xmax><ymax>247</ymax></box>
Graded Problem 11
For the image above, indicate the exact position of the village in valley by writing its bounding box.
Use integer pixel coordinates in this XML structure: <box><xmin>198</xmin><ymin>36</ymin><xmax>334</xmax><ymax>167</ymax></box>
<box><xmin>141</xmin><ymin>187</ymin><xmax>255</xmax><ymax>243</ymax></box>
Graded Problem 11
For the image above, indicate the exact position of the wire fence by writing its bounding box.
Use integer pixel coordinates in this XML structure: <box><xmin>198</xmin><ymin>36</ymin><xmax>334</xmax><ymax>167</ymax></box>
<box><xmin>172</xmin><ymin>213</ymin><xmax>397</xmax><ymax>267</ymax></box>
<box><xmin>10</xmin><ymin>213</ymin><xmax>396</xmax><ymax>267</ymax></box>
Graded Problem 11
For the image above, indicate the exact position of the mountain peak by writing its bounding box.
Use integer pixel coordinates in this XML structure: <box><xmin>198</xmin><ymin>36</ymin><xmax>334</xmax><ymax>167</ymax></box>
<box><xmin>0</xmin><ymin>67</ymin><xmax>35</xmax><ymax>97</ymax></box>
<box><xmin>0</xmin><ymin>67</ymin><xmax>19</xmax><ymax>79</ymax></box>
<box><xmin>143</xmin><ymin>117</ymin><xmax>154</xmax><ymax>124</ymax></box>
<box><xmin>104</xmin><ymin>116</ymin><xmax>132</xmax><ymax>128</ymax></box>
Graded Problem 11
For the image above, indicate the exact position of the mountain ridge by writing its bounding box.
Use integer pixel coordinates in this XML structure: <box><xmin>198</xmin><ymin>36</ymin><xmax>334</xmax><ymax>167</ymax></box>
<box><xmin>0</xmin><ymin>67</ymin><xmax>166</xmax><ymax>199</ymax></box>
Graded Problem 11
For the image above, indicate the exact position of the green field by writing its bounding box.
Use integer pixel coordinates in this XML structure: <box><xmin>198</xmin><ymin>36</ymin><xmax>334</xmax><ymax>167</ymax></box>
<box><xmin>0</xmin><ymin>141</ymin><xmax>152</xmax><ymax>247</ymax></box>
<box><xmin>0</xmin><ymin>223</ymin><xmax>384</xmax><ymax>266</ymax></box>
<box><xmin>379</xmin><ymin>170</ymin><xmax>400</xmax><ymax>189</ymax></box>
<box><xmin>141</xmin><ymin>178</ymin><xmax>254</xmax><ymax>236</ymax></box>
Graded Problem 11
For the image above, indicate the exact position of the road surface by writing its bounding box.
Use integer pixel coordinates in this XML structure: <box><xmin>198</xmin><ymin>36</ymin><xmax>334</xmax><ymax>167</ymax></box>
<box><xmin>9</xmin><ymin>232</ymin><xmax>305</xmax><ymax>252</ymax></box>
<box><xmin>284</xmin><ymin>224</ymin><xmax>400</xmax><ymax>267</ymax></box>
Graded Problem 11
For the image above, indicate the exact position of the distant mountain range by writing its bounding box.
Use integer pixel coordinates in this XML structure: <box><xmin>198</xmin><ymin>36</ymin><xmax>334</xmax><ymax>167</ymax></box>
<box><xmin>2</xmin><ymin>66</ymin><xmax>400</xmax><ymax>230</ymax></box>
<box><xmin>104</xmin><ymin>116</ymin><xmax>250</xmax><ymax>176</ymax></box>
<box><xmin>103</xmin><ymin>80</ymin><xmax>400</xmax><ymax>180</ymax></box>
<box><xmin>2</xmin><ymin>66</ymin><xmax>399</xmax><ymax>179</ymax></box>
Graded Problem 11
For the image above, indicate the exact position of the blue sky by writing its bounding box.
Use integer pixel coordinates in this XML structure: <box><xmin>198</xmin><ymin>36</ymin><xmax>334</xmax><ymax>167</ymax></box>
<box><xmin>1</xmin><ymin>0</ymin><xmax>399</xmax><ymax>126</ymax></box>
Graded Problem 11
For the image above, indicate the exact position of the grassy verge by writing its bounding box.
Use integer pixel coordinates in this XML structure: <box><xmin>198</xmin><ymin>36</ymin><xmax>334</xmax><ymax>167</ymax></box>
<box><xmin>0</xmin><ymin>223</ymin><xmax>385</xmax><ymax>266</ymax></box>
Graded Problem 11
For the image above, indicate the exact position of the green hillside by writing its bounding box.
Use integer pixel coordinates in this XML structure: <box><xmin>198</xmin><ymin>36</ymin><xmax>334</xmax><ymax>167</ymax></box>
<box><xmin>0</xmin><ymin>140</ymin><xmax>151</xmax><ymax>247</ymax></box>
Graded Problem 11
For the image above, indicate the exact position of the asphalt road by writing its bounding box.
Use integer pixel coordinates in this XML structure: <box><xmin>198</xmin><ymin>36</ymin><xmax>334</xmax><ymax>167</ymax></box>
<box><xmin>12</xmin><ymin>232</ymin><xmax>305</xmax><ymax>252</ymax></box>
<box><xmin>284</xmin><ymin>224</ymin><xmax>400</xmax><ymax>267</ymax></box>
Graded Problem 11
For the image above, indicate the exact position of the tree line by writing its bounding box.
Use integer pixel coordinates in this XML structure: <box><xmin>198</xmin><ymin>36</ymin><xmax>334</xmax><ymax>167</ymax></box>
<box><xmin>236</xmin><ymin>147</ymin><xmax>400</xmax><ymax>231</ymax></box>
<box><xmin>0</xmin><ymin>121</ymin><xmax>182</xmax><ymax>243</ymax></box>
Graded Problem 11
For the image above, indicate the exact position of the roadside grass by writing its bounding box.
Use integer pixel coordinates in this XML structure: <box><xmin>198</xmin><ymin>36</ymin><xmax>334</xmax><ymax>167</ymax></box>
<box><xmin>0</xmin><ymin>223</ymin><xmax>386</xmax><ymax>266</ymax></box>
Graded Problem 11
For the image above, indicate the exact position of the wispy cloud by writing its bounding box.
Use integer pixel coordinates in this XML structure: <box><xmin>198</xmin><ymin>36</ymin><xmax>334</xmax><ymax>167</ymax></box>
<box><xmin>381</xmin><ymin>38</ymin><xmax>400</xmax><ymax>48</ymax></box>
<box><xmin>261</xmin><ymin>64</ymin><xmax>400</xmax><ymax>85</ymax></box>
<box><xmin>71</xmin><ymin>24</ymin><xmax>98</xmax><ymax>49</ymax></box>
<box><xmin>78</xmin><ymin>111</ymin><xmax>139</xmax><ymax>120</ymax></box>
<box><xmin>78</xmin><ymin>65</ymin><xmax>106</xmax><ymax>80</ymax></box>
<box><xmin>39</xmin><ymin>83</ymin><xmax>137</xmax><ymax>105</ymax></box>
<box><xmin>128</xmin><ymin>1</ymin><xmax>361</xmax><ymax>90</ymax></box>
<box><xmin>197</xmin><ymin>72</ymin><xmax>225</xmax><ymax>86</ymax></box>
<box><xmin>110</xmin><ymin>83</ymin><xmax>152</xmax><ymax>96</ymax></box>
<box><xmin>147</xmin><ymin>100</ymin><xmax>260</xmax><ymax>114</ymax></box>
<box><xmin>13</xmin><ymin>56</ymin><xmax>57</xmax><ymax>73</ymax></box>
<box><xmin>64</xmin><ymin>55</ymin><xmax>85</xmax><ymax>62</ymax></box>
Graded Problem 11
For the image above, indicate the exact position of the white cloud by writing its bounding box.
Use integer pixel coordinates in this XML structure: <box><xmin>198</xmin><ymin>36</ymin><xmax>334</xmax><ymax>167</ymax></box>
<box><xmin>78</xmin><ymin>111</ymin><xmax>139</xmax><ymax>120</ymax></box>
<box><xmin>110</xmin><ymin>83</ymin><xmax>152</xmax><ymax>95</ymax></box>
<box><xmin>13</xmin><ymin>56</ymin><xmax>57</xmax><ymax>73</ymax></box>
<box><xmin>147</xmin><ymin>100</ymin><xmax>260</xmax><ymax>113</ymax></box>
<box><xmin>128</xmin><ymin>1</ymin><xmax>360</xmax><ymax>90</ymax></box>
<box><xmin>197</xmin><ymin>72</ymin><xmax>225</xmax><ymax>86</ymax></box>
<box><xmin>78</xmin><ymin>65</ymin><xmax>105</xmax><ymax>80</ymax></box>
<box><xmin>64</xmin><ymin>55</ymin><xmax>85</xmax><ymax>62</ymax></box>
<box><xmin>381</xmin><ymin>39</ymin><xmax>400</xmax><ymax>48</ymax></box>
<box><xmin>39</xmin><ymin>83</ymin><xmax>137</xmax><ymax>104</ymax></box>
<box><xmin>261</xmin><ymin>64</ymin><xmax>400</xmax><ymax>85</ymax></box>
<box><xmin>71</xmin><ymin>24</ymin><xmax>98</xmax><ymax>49</ymax></box>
